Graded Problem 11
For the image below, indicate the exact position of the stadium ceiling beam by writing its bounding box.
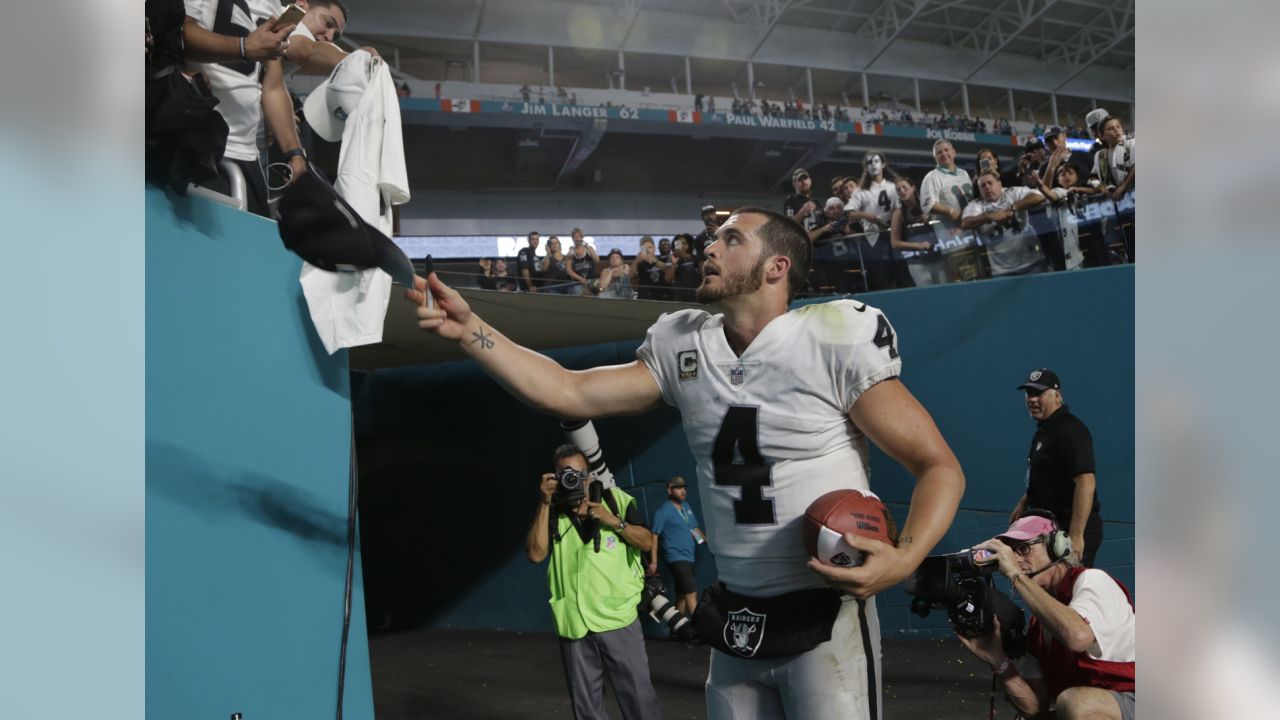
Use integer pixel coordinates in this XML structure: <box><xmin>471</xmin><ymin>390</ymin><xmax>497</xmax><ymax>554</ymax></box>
<box><xmin>961</xmin><ymin>0</ymin><xmax>1060</xmax><ymax>81</ymax></box>
<box><xmin>472</xmin><ymin>0</ymin><xmax>487</xmax><ymax>37</ymax></box>
<box><xmin>852</xmin><ymin>0</ymin><xmax>934</xmax><ymax>70</ymax></box>
<box><xmin>785</xmin><ymin>5</ymin><xmax>872</xmax><ymax>22</ymax></box>
<box><xmin>619</xmin><ymin>0</ymin><xmax>644</xmax><ymax>48</ymax></box>
<box><xmin>1045</xmin><ymin>0</ymin><xmax>1134</xmax><ymax>91</ymax></box>
<box><xmin>749</xmin><ymin>0</ymin><xmax>803</xmax><ymax>58</ymax></box>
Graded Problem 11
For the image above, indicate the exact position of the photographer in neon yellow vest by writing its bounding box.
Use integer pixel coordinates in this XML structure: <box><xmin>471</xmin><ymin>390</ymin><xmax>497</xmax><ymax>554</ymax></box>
<box><xmin>525</xmin><ymin>444</ymin><xmax>663</xmax><ymax>720</ymax></box>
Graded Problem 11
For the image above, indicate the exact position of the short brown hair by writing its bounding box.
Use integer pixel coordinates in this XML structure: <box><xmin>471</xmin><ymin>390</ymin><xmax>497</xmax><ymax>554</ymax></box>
<box><xmin>731</xmin><ymin>206</ymin><xmax>811</xmax><ymax>302</ymax></box>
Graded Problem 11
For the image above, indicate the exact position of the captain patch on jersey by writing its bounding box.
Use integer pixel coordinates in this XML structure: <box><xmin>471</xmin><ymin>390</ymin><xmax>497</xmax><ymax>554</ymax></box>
<box><xmin>635</xmin><ymin>300</ymin><xmax>902</xmax><ymax>595</ymax></box>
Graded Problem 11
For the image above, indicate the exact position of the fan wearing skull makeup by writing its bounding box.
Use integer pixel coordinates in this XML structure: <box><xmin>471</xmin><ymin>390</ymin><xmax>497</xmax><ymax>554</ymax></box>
<box><xmin>844</xmin><ymin>153</ymin><xmax>904</xmax><ymax>290</ymax></box>
<box><xmin>856</xmin><ymin>153</ymin><xmax>900</xmax><ymax>232</ymax></box>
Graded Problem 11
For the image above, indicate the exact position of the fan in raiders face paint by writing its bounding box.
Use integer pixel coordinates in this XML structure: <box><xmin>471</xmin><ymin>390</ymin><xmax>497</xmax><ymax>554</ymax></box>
<box><xmin>405</xmin><ymin>206</ymin><xmax>965</xmax><ymax>720</ymax></box>
<box><xmin>854</xmin><ymin>152</ymin><xmax>901</xmax><ymax>233</ymax></box>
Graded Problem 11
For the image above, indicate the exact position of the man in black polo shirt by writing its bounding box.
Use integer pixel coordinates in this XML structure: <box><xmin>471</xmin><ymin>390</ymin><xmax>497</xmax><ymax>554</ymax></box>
<box><xmin>1010</xmin><ymin>368</ymin><xmax>1104</xmax><ymax>567</ymax></box>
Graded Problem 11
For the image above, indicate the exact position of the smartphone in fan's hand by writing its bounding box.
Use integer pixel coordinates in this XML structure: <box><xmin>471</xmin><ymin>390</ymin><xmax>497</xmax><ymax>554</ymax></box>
<box><xmin>273</xmin><ymin>3</ymin><xmax>306</xmax><ymax>31</ymax></box>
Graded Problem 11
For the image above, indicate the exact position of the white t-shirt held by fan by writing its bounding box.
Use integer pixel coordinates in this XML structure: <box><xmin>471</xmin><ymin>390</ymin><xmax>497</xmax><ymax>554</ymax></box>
<box><xmin>299</xmin><ymin>50</ymin><xmax>411</xmax><ymax>354</ymax></box>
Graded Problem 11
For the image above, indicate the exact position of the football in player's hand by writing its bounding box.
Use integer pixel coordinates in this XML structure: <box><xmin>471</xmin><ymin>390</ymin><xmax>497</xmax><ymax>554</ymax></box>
<box><xmin>802</xmin><ymin>489</ymin><xmax>896</xmax><ymax>567</ymax></box>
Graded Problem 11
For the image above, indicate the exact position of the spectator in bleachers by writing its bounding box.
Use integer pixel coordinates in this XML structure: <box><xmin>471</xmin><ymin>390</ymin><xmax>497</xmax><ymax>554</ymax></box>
<box><xmin>540</xmin><ymin>236</ymin><xmax>576</xmax><ymax>295</ymax></box>
<box><xmin>1083</xmin><ymin>107</ymin><xmax>1109</xmax><ymax>187</ymax></box>
<box><xmin>595</xmin><ymin>249</ymin><xmax>635</xmax><ymax>299</ymax></box>
<box><xmin>396</xmin><ymin>82</ymin><xmax>411</xmax><ymax>98</ymax></box>
<box><xmin>962</xmin><ymin>171</ymin><xmax>1049</xmax><ymax>277</ymax></box>
<box><xmin>973</xmin><ymin>148</ymin><xmax>1002</xmax><ymax>196</ymax></box>
<box><xmin>1011</xmin><ymin>137</ymin><xmax>1047</xmax><ymax>189</ymax></box>
<box><xmin>829</xmin><ymin>176</ymin><xmax>847</xmax><ymax>203</ymax></box>
<box><xmin>843</xmin><ymin>183</ymin><xmax>886</xmax><ymax>234</ymax></box>
<box><xmin>1092</xmin><ymin>116</ymin><xmax>1135</xmax><ymax>201</ymax></box>
<box><xmin>517</xmin><ymin>231</ymin><xmax>542</xmax><ymax>292</ymax></box>
<box><xmin>891</xmin><ymin>177</ymin><xmax>944</xmax><ymax>287</ymax></box>
<box><xmin>844</xmin><ymin>181</ymin><xmax>896</xmax><ymax>291</ymax></box>
<box><xmin>665</xmin><ymin>234</ymin><xmax>702</xmax><ymax>302</ymax></box>
<box><xmin>783</xmin><ymin>167</ymin><xmax>820</xmax><ymax>233</ymax></box>
<box><xmin>477</xmin><ymin>258</ymin><xmax>518</xmax><ymax>291</ymax></box>
<box><xmin>631</xmin><ymin>236</ymin><xmax>668</xmax><ymax>301</ymax></box>
<box><xmin>858</xmin><ymin>152</ymin><xmax>900</xmax><ymax>230</ymax></box>
<box><xmin>657</xmin><ymin>237</ymin><xmax>673</xmax><ymax>268</ymax></box>
<box><xmin>182</xmin><ymin>0</ymin><xmax>303</xmax><ymax>216</ymax></box>
<box><xmin>806</xmin><ymin>197</ymin><xmax>854</xmax><ymax>295</ymax></box>
<box><xmin>707</xmin><ymin>96</ymin><xmax>715</xmax><ymax>114</ymax></box>
<box><xmin>921</xmin><ymin>139</ymin><xmax>980</xmax><ymax>282</ymax></box>
<box><xmin>1038</xmin><ymin>128</ymin><xmax>1072</xmax><ymax>187</ymax></box>
<box><xmin>693</xmin><ymin>205</ymin><xmax>720</xmax><ymax>263</ymax></box>
<box><xmin>568</xmin><ymin>231</ymin><xmax>599</xmax><ymax>296</ymax></box>
<box><xmin>809</xmin><ymin>197</ymin><xmax>853</xmax><ymax>242</ymax></box>
<box><xmin>521</xmin><ymin>84</ymin><xmax>531</xmax><ymax>103</ymax></box>
<box><xmin>281</xmin><ymin>0</ymin><xmax>364</xmax><ymax>75</ymax></box>
<box><xmin>1037</xmin><ymin>164</ymin><xmax>1088</xmax><ymax>271</ymax></box>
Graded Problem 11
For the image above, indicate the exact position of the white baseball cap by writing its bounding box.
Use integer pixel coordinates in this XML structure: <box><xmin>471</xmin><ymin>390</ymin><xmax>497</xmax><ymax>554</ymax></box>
<box><xmin>304</xmin><ymin>50</ymin><xmax>377</xmax><ymax>142</ymax></box>
<box><xmin>1084</xmin><ymin>107</ymin><xmax>1109</xmax><ymax>133</ymax></box>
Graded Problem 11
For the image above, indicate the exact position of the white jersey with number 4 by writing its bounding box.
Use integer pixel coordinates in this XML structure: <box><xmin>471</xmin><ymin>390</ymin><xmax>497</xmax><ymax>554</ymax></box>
<box><xmin>636</xmin><ymin>300</ymin><xmax>902</xmax><ymax>596</ymax></box>
<box><xmin>865</xmin><ymin>178</ymin><xmax>901</xmax><ymax>228</ymax></box>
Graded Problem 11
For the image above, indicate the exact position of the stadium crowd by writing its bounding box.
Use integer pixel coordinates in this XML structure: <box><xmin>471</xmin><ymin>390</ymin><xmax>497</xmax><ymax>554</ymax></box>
<box><xmin>145</xmin><ymin>0</ymin><xmax>1131</xmax><ymax>300</ymax></box>
<box><xmin>470</xmin><ymin>109</ymin><xmax>1133</xmax><ymax>299</ymax></box>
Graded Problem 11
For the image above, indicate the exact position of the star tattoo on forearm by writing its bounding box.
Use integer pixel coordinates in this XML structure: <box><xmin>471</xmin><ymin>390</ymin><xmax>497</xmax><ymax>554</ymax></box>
<box><xmin>469</xmin><ymin>326</ymin><xmax>495</xmax><ymax>350</ymax></box>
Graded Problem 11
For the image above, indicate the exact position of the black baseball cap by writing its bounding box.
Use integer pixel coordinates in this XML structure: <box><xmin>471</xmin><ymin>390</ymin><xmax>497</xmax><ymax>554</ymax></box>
<box><xmin>1023</xmin><ymin>137</ymin><xmax>1045</xmax><ymax>152</ymax></box>
<box><xmin>700</xmin><ymin>204</ymin><xmax>716</xmax><ymax>214</ymax></box>
<box><xmin>1044</xmin><ymin>127</ymin><xmax>1064</xmax><ymax>144</ymax></box>
<box><xmin>1017</xmin><ymin>368</ymin><xmax>1062</xmax><ymax>392</ymax></box>
<box><xmin>276</xmin><ymin>167</ymin><xmax>416</xmax><ymax>289</ymax></box>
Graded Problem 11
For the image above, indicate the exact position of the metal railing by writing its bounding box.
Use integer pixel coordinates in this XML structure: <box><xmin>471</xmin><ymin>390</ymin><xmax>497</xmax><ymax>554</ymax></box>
<box><xmin>409</xmin><ymin>191</ymin><xmax>1134</xmax><ymax>302</ymax></box>
<box><xmin>186</xmin><ymin>160</ymin><xmax>247</xmax><ymax>212</ymax></box>
<box><xmin>803</xmin><ymin>191</ymin><xmax>1134</xmax><ymax>297</ymax></box>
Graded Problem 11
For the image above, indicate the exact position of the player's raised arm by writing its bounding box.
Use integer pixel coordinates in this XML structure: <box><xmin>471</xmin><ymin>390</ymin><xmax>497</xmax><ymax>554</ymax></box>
<box><xmin>811</xmin><ymin>378</ymin><xmax>964</xmax><ymax>598</ymax></box>
<box><xmin>405</xmin><ymin>273</ymin><xmax>663</xmax><ymax>419</ymax></box>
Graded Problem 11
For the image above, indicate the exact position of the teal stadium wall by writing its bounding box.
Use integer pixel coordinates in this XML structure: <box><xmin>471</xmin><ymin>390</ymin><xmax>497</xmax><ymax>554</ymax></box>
<box><xmin>355</xmin><ymin>265</ymin><xmax>1134</xmax><ymax>636</ymax></box>
<box><xmin>146</xmin><ymin>188</ymin><xmax>376</xmax><ymax>719</ymax></box>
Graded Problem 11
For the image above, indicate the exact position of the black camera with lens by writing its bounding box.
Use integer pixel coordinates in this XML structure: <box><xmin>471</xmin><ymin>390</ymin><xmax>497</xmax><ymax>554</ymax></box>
<box><xmin>552</xmin><ymin>467</ymin><xmax>600</xmax><ymax>508</ymax></box>
<box><xmin>906</xmin><ymin>550</ymin><xmax>1026</xmax><ymax>657</ymax></box>
<box><xmin>638</xmin><ymin>574</ymin><xmax>699</xmax><ymax>646</ymax></box>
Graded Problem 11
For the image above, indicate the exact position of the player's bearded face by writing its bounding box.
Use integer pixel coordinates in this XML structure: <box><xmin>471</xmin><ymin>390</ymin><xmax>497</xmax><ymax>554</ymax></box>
<box><xmin>697</xmin><ymin>253</ymin><xmax>767</xmax><ymax>303</ymax></box>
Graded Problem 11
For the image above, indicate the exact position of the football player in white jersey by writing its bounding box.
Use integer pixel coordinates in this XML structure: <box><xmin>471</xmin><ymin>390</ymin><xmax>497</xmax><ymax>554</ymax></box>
<box><xmin>405</xmin><ymin>207</ymin><xmax>965</xmax><ymax>720</ymax></box>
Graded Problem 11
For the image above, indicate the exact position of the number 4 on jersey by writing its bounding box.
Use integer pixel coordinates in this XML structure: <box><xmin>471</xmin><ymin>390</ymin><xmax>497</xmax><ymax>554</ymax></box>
<box><xmin>873</xmin><ymin>314</ymin><xmax>898</xmax><ymax>359</ymax></box>
<box><xmin>712</xmin><ymin>406</ymin><xmax>776</xmax><ymax>525</ymax></box>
